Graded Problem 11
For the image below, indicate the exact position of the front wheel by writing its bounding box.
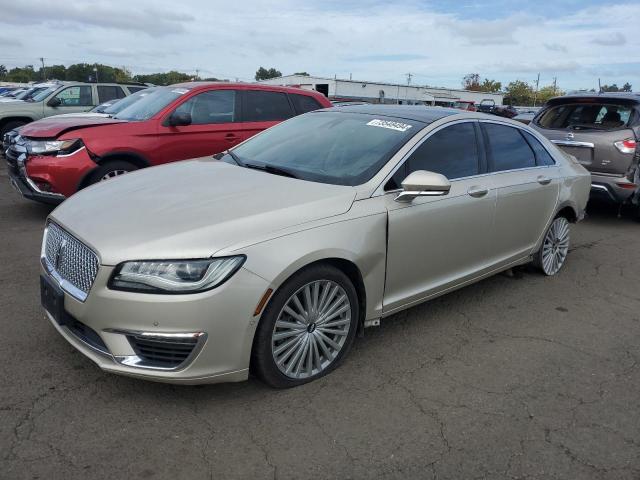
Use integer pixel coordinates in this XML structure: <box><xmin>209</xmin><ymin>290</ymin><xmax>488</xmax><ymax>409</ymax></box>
<box><xmin>251</xmin><ymin>264</ymin><xmax>359</xmax><ymax>388</ymax></box>
<box><xmin>88</xmin><ymin>160</ymin><xmax>137</xmax><ymax>186</ymax></box>
<box><xmin>534</xmin><ymin>216</ymin><xmax>570</xmax><ymax>276</ymax></box>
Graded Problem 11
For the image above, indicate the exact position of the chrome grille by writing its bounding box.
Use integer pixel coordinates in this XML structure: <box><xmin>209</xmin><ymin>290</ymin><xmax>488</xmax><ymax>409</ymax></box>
<box><xmin>43</xmin><ymin>222</ymin><xmax>99</xmax><ymax>300</ymax></box>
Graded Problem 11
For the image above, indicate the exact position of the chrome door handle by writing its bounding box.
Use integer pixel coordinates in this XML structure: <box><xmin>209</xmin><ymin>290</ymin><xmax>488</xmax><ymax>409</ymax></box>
<box><xmin>467</xmin><ymin>186</ymin><xmax>489</xmax><ymax>198</ymax></box>
<box><xmin>537</xmin><ymin>176</ymin><xmax>552</xmax><ymax>185</ymax></box>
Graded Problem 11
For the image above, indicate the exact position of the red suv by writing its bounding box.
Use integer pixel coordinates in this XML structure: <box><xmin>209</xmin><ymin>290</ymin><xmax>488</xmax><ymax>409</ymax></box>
<box><xmin>5</xmin><ymin>82</ymin><xmax>330</xmax><ymax>204</ymax></box>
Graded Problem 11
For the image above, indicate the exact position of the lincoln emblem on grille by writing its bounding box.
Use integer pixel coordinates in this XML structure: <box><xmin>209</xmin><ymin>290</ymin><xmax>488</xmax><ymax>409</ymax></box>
<box><xmin>55</xmin><ymin>239</ymin><xmax>67</xmax><ymax>270</ymax></box>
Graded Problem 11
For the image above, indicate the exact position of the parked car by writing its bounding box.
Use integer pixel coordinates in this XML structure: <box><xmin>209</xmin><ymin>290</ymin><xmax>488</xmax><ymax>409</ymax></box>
<box><xmin>1</xmin><ymin>88</ymin><xmax>154</xmax><ymax>158</ymax></box>
<box><xmin>531</xmin><ymin>93</ymin><xmax>640</xmax><ymax>216</ymax></box>
<box><xmin>5</xmin><ymin>82</ymin><xmax>330</xmax><ymax>204</ymax></box>
<box><xmin>0</xmin><ymin>83</ymin><xmax>61</xmax><ymax>103</ymax></box>
<box><xmin>476</xmin><ymin>99</ymin><xmax>496</xmax><ymax>114</ymax></box>
<box><xmin>40</xmin><ymin>105</ymin><xmax>590</xmax><ymax>387</ymax></box>
<box><xmin>453</xmin><ymin>100</ymin><xmax>476</xmax><ymax>111</ymax></box>
<box><xmin>513</xmin><ymin>113</ymin><xmax>535</xmax><ymax>125</ymax></box>
<box><xmin>0</xmin><ymin>81</ymin><xmax>147</xmax><ymax>137</ymax></box>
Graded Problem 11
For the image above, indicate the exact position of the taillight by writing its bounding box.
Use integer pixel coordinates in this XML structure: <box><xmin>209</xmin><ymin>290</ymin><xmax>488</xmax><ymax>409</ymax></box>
<box><xmin>614</xmin><ymin>138</ymin><xmax>637</xmax><ymax>154</ymax></box>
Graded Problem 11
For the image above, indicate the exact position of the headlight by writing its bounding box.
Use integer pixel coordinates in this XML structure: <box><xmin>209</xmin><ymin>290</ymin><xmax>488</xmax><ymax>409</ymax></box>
<box><xmin>27</xmin><ymin>138</ymin><xmax>82</xmax><ymax>155</ymax></box>
<box><xmin>108</xmin><ymin>256</ymin><xmax>246</xmax><ymax>294</ymax></box>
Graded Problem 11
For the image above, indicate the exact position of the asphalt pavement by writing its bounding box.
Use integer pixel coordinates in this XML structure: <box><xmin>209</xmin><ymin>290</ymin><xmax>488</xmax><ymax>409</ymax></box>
<box><xmin>1</xmin><ymin>162</ymin><xmax>639</xmax><ymax>479</ymax></box>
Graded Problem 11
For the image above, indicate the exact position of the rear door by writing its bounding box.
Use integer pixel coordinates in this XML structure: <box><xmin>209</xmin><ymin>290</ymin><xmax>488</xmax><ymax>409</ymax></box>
<box><xmin>239</xmin><ymin>89</ymin><xmax>296</xmax><ymax>141</ymax></box>
<box><xmin>533</xmin><ymin>101</ymin><xmax>637</xmax><ymax>175</ymax></box>
<box><xmin>156</xmin><ymin>88</ymin><xmax>241</xmax><ymax>163</ymax></box>
<box><xmin>481</xmin><ymin>121</ymin><xmax>560</xmax><ymax>265</ymax></box>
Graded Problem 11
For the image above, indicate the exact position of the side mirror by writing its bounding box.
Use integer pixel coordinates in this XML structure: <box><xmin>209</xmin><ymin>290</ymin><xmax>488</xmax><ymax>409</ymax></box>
<box><xmin>47</xmin><ymin>97</ymin><xmax>61</xmax><ymax>107</ymax></box>
<box><xmin>168</xmin><ymin>111</ymin><xmax>192</xmax><ymax>127</ymax></box>
<box><xmin>395</xmin><ymin>170</ymin><xmax>451</xmax><ymax>202</ymax></box>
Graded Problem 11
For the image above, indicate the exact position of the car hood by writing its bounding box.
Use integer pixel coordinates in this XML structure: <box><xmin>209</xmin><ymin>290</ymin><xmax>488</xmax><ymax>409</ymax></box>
<box><xmin>19</xmin><ymin>116</ymin><xmax>127</xmax><ymax>138</ymax></box>
<box><xmin>50</xmin><ymin>159</ymin><xmax>357</xmax><ymax>265</ymax></box>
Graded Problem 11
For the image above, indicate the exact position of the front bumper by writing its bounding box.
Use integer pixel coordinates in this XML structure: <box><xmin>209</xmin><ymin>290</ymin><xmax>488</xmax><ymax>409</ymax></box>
<box><xmin>590</xmin><ymin>172</ymin><xmax>637</xmax><ymax>204</ymax></box>
<box><xmin>5</xmin><ymin>147</ymin><xmax>66</xmax><ymax>204</ymax></box>
<box><xmin>42</xmin><ymin>264</ymin><xmax>271</xmax><ymax>384</ymax></box>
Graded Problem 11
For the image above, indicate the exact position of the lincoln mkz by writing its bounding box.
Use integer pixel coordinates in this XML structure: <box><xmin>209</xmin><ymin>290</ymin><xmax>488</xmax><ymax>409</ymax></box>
<box><xmin>40</xmin><ymin>105</ymin><xmax>590</xmax><ymax>387</ymax></box>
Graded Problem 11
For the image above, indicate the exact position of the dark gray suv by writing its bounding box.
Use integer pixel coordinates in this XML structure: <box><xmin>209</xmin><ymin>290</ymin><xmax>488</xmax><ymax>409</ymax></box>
<box><xmin>531</xmin><ymin>93</ymin><xmax>640</xmax><ymax>216</ymax></box>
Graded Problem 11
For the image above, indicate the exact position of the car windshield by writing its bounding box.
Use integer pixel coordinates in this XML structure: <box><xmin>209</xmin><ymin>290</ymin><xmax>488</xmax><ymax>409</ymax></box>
<box><xmin>95</xmin><ymin>88</ymin><xmax>156</xmax><ymax>115</ymax></box>
<box><xmin>229</xmin><ymin>111</ymin><xmax>423</xmax><ymax>186</ymax></box>
<box><xmin>31</xmin><ymin>86</ymin><xmax>58</xmax><ymax>102</ymax></box>
<box><xmin>13</xmin><ymin>88</ymin><xmax>36</xmax><ymax>100</ymax></box>
<box><xmin>114</xmin><ymin>87</ymin><xmax>190</xmax><ymax>121</ymax></box>
<box><xmin>537</xmin><ymin>102</ymin><xmax>633</xmax><ymax>130</ymax></box>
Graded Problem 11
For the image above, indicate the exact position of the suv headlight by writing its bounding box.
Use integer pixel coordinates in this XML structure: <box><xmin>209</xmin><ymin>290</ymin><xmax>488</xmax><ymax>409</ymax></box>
<box><xmin>27</xmin><ymin>138</ymin><xmax>82</xmax><ymax>155</ymax></box>
<box><xmin>109</xmin><ymin>256</ymin><xmax>246</xmax><ymax>294</ymax></box>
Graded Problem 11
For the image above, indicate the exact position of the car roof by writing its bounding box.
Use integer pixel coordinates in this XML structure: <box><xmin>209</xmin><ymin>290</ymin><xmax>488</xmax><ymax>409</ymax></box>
<box><xmin>547</xmin><ymin>92</ymin><xmax>640</xmax><ymax>105</ymax></box>
<box><xmin>170</xmin><ymin>81</ymin><xmax>322</xmax><ymax>96</ymax></box>
<box><xmin>323</xmin><ymin>104</ymin><xmax>461</xmax><ymax>123</ymax></box>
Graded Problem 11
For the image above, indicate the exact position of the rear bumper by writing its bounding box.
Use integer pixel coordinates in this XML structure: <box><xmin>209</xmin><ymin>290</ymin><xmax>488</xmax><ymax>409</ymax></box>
<box><xmin>590</xmin><ymin>172</ymin><xmax>636</xmax><ymax>204</ymax></box>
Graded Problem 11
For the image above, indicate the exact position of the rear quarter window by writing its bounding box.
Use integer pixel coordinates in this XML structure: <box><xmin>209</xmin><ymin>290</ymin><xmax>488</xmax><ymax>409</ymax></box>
<box><xmin>290</xmin><ymin>94</ymin><xmax>323</xmax><ymax>114</ymax></box>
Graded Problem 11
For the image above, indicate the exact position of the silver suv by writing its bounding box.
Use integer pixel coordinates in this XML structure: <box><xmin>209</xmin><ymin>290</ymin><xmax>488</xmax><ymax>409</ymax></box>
<box><xmin>531</xmin><ymin>93</ymin><xmax>640</xmax><ymax>217</ymax></box>
<box><xmin>0</xmin><ymin>82</ymin><xmax>148</xmax><ymax>138</ymax></box>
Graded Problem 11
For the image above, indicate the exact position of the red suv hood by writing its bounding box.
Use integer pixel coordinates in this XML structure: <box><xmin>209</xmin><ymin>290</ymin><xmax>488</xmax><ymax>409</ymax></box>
<box><xmin>19</xmin><ymin>116</ymin><xmax>128</xmax><ymax>138</ymax></box>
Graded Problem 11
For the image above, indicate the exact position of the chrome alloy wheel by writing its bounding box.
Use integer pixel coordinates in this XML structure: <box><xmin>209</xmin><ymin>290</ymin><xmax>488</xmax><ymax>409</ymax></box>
<box><xmin>541</xmin><ymin>217</ymin><xmax>570</xmax><ymax>275</ymax></box>
<box><xmin>271</xmin><ymin>280</ymin><xmax>352</xmax><ymax>379</ymax></box>
<box><xmin>100</xmin><ymin>169</ymin><xmax>129</xmax><ymax>181</ymax></box>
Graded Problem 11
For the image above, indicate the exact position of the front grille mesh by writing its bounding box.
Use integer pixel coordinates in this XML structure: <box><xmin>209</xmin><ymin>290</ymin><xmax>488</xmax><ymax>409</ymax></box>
<box><xmin>44</xmin><ymin>222</ymin><xmax>99</xmax><ymax>297</ymax></box>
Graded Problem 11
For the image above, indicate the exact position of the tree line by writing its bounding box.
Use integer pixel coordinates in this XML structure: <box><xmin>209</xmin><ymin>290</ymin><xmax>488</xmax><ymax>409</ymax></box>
<box><xmin>462</xmin><ymin>73</ymin><xmax>633</xmax><ymax>106</ymax></box>
<box><xmin>0</xmin><ymin>63</ymin><xmax>221</xmax><ymax>85</ymax></box>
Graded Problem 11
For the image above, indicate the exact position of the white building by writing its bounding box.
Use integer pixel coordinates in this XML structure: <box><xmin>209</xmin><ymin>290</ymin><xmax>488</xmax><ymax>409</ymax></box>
<box><xmin>259</xmin><ymin>74</ymin><xmax>503</xmax><ymax>106</ymax></box>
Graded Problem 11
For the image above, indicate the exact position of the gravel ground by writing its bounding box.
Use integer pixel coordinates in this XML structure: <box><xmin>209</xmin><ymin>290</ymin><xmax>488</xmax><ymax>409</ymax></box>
<box><xmin>1</xmin><ymin>162</ymin><xmax>639</xmax><ymax>479</ymax></box>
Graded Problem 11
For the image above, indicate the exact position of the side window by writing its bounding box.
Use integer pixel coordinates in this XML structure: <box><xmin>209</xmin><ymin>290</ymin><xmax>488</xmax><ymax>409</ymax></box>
<box><xmin>522</xmin><ymin>131</ymin><xmax>555</xmax><ymax>166</ymax></box>
<box><xmin>174</xmin><ymin>90</ymin><xmax>236</xmax><ymax>125</ymax></box>
<box><xmin>243</xmin><ymin>90</ymin><xmax>294</xmax><ymax>122</ymax></box>
<box><xmin>483</xmin><ymin>123</ymin><xmax>536</xmax><ymax>171</ymax></box>
<box><xmin>54</xmin><ymin>86</ymin><xmax>93</xmax><ymax>106</ymax></box>
<box><xmin>406</xmin><ymin>122</ymin><xmax>480</xmax><ymax>180</ymax></box>
<box><xmin>290</xmin><ymin>94</ymin><xmax>323</xmax><ymax>114</ymax></box>
<box><xmin>97</xmin><ymin>86</ymin><xmax>126</xmax><ymax>103</ymax></box>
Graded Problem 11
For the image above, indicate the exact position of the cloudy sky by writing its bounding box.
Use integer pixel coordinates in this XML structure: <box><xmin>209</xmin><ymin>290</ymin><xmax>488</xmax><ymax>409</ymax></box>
<box><xmin>0</xmin><ymin>0</ymin><xmax>638</xmax><ymax>90</ymax></box>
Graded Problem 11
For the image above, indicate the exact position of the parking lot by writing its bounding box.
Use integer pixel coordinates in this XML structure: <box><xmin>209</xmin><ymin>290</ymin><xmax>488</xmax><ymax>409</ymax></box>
<box><xmin>0</xmin><ymin>160</ymin><xmax>639</xmax><ymax>479</ymax></box>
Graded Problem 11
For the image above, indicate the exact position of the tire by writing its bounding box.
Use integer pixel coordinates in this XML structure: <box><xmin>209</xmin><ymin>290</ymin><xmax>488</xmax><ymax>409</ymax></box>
<box><xmin>251</xmin><ymin>264</ymin><xmax>359</xmax><ymax>388</ymax></box>
<box><xmin>0</xmin><ymin>120</ymin><xmax>27</xmax><ymax>138</ymax></box>
<box><xmin>533</xmin><ymin>216</ymin><xmax>570</xmax><ymax>276</ymax></box>
<box><xmin>88</xmin><ymin>160</ymin><xmax>138</xmax><ymax>186</ymax></box>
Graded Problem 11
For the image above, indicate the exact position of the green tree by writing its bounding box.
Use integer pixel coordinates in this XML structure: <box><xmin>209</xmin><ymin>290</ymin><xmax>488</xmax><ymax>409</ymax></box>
<box><xmin>0</xmin><ymin>64</ymin><xmax>7</xmax><ymax>80</ymax></box>
<box><xmin>535</xmin><ymin>85</ymin><xmax>563</xmax><ymax>104</ymax></box>
<box><xmin>293</xmin><ymin>71</ymin><xmax>310</xmax><ymax>76</ymax></box>
<box><xmin>505</xmin><ymin>80</ymin><xmax>534</xmax><ymax>105</ymax></box>
<box><xmin>255</xmin><ymin>67</ymin><xmax>282</xmax><ymax>81</ymax></box>
<box><xmin>601</xmin><ymin>84</ymin><xmax>620</xmax><ymax>92</ymax></box>
<box><xmin>134</xmin><ymin>70</ymin><xmax>191</xmax><ymax>85</ymax></box>
<box><xmin>480</xmin><ymin>78</ymin><xmax>502</xmax><ymax>92</ymax></box>
<box><xmin>622</xmin><ymin>82</ymin><xmax>632</xmax><ymax>92</ymax></box>
<box><xmin>462</xmin><ymin>73</ymin><xmax>481</xmax><ymax>91</ymax></box>
<box><xmin>6</xmin><ymin>65</ymin><xmax>35</xmax><ymax>83</ymax></box>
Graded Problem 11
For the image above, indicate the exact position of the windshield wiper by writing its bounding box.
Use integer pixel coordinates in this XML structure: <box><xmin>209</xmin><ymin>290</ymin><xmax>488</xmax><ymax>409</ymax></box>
<box><xmin>244</xmin><ymin>163</ymin><xmax>298</xmax><ymax>179</ymax></box>
<box><xmin>225</xmin><ymin>149</ymin><xmax>245</xmax><ymax>167</ymax></box>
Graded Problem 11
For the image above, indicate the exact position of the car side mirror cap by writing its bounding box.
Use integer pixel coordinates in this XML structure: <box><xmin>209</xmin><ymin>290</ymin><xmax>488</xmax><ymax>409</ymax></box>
<box><xmin>47</xmin><ymin>97</ymin><xmax>61</xmax><ymax>107</ymax></box>
<box><xmin>395</xmin><ymin>170</ymin><xmax>451</xmax><ymax>202</ymax></box>
<box><xmin>168</xmin><ymin>111</ymin><xmax>192</xmax><ymax>127</ymax></box>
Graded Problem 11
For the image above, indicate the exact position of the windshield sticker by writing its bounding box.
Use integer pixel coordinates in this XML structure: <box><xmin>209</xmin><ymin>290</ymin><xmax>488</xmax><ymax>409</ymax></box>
<box><xmin>366</xmin><ymin>119</ymin><xmax>413</xmax><ymax>132</ymax></box>
<box><xmin>171</xmin><ymin>88</ymin><xmax>189</xmax><ymax>95</ymax></box>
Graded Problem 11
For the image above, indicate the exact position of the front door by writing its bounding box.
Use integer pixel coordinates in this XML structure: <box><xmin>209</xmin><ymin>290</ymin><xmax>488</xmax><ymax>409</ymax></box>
<box><xmin>382</xmin><ymin>121</ymin><xmax>497</xmax><ymax>313</ymax></box>
<box><xmin>157</xmin><ymin>89</ymin><xmax>242</xmax><ymax>164</ymax></box>
<box><xmin>44</xmin><ymin>85</ymin><xmax>95</xmax><ymax>116</ymax></box>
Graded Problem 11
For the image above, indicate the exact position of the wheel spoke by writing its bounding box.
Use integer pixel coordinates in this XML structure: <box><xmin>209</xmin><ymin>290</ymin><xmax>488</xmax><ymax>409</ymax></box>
<box><xmin>275</xmin><ymin>320</ymin><xmax>305</xmax><ymax>330</ymax></box>
<box><xmin>317</xmin><ymin>327</ymin><xmax>349</xmax><ymax>336</ymax></box>
<box><xmin>283</xmin><ymin>305</ymin><xmax>307</xmax><ymax>324</ymax></box>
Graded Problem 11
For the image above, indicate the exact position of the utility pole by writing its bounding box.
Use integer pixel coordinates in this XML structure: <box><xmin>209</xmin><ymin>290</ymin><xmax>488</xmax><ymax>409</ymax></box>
<box><xmin>598</xmin><ymin>78</ymin><xmax>602</xmax><ymax>93</ymax></box>
<box><xmin>552</xmin><ymin>77</ymin><xmax>557</xmax><ymax>96</ymax></box>
<box><xmin>195</xmin><ymin>69</ymin><xmax>199</xmax><ymax>80</ymax></box>
<box><xmin>533</xmin><ymin>72</ymin><xmax>540</xmax><ymax>107</ymax></box>
<box><xmin>93</xmin><ymin>64</ymin><xmax>99</xmax><ymax>83</ymax></box>
<box><xmin>40</xmin><ymin>57</ymin><xmax>46</xmax><ymax>81</ymax></box>
<box><xmin>406</xmin><ymin>73</ymin><xmax>413</xmax><ymax>86</ymax></box>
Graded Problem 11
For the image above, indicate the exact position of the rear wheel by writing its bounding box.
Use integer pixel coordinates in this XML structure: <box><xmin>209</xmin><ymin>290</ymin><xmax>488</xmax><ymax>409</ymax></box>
<box><xmin>534</xmin><ymin>216</ymin><xmax>570</xmax><ymax>276</ymax></box>
<box><xmin>251</xmin><ymin>264</ymin><xmax>359</xmax><ymax>388</ymax></box>
<box><xmin>88</xmin><ymin>160</ymin><xmax>138</xmax><ymax>186</ymax></box>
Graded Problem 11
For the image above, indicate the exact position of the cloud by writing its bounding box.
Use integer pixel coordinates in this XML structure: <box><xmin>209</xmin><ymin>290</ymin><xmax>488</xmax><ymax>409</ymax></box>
<box><xmin>440</xmin><ymin>14</ymin><xmax>535</xmax><ymax>45</ymax></box>
<box><xmin>347</xmin><ymin>54</ymin><xmax>429</xmax><ymax>62</ymax></box>
<box><xmin>0</xmin><ymin>0</ymin><xmax>193</xmax><ymax>37</ymax></box>
<box><xmin>591</xmin><ymin>32</ymin><xmax>626</xmax><ymax>46</ymax></box>
<box><xmin>0</xmin><ymin>36</ymin><xmax>22</xmax><ymax>47</ymax></box>
<box><xmin>544</xmin><ymin>43</ymin><xmax>568</xmax><ymax>53</ymax></box>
